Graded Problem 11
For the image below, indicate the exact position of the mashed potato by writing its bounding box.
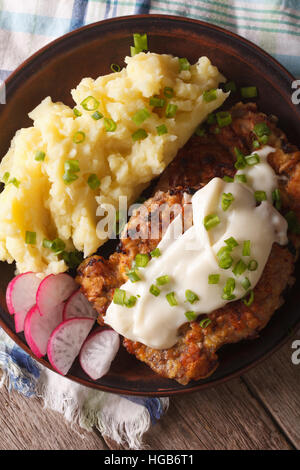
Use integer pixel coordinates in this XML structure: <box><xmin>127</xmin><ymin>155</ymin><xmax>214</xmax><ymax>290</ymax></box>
<box><xmin>0</xmin><ymin>52</ymin><xmax>228</xmax><ymax>274</ymax></box>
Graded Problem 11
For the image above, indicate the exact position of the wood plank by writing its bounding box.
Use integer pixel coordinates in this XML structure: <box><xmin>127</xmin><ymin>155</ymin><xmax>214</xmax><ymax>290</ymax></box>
<box><xmin>0</xmin><ymin>376</ymin><xmax>108</xmax><ymax>450</ymax></box>
<box><xmin>243</xmin><ymin>335</ymin><xmax>300</xmax><ymax>449</ymax></box>
<box><xmin>143</xmin><ymin>376</ymin><xmax>291</xmax><ymax>450</ymax></box>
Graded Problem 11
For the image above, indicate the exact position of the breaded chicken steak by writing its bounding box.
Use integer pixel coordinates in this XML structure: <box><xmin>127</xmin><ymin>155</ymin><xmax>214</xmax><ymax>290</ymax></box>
<box><xmin>76</xmin><ymin>102</ymin><xmax>300</xmax><ymax>385</ymax></box>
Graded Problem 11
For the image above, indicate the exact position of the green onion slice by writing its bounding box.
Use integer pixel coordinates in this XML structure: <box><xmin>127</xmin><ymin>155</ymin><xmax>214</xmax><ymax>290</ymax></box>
<box><xmin>149</xmin><ymin>96</ymin><xmax>165</xmax><ymax>108</ymax></box>
<box><xmin>224</xmin><ymin>237</ymin><xmax>239</xmax><ymax>250</ymax></box>
<box><xmin>61</xmin><ymin>250</ymin><xmax>83</xmax><ymax>269</ymax></box>
<box><xmin>253</xmin><ymin>122</ymin><xmax>270</xmax><ymax>137</ymax></box>
<box><xmin>156</xmin><ymin>275</ymin><xmax>170</xmax><ymax>286</ymax></box>
<box><xmin>223</xmin><ymin>175</ymin><xmax>234</xmax><ymax>183</ymax></box>
<box><xmin>232</xmin><ymin>259</ymin><xmax>247</xmax><ymax>277</ymax></box>
<box><xmin>150</xmin><ymin>284</ymin><xmax>161</xmax><ymax>296</ymax></box>
<box><xmin>104</xmin><ymin>118</ymin><xmax>117</xmax><ymax>132</ymax></box>
<box><xmin>156</xmin><ymin>124</ymin><xmax>168</xmax><ymax>136</ymax></box>
<box><xmin>185</xmin><ymin>289</ymin><xmax>199</xmax><ymax>304</ymax></box>
<box><xmin>207</xmin><ymin>113</ymin><xmax>216</xmax><ymax>124</ymax></box>
<box><xmin>25</xmin><ymin>231</ymin><xmax>36</xmax><ymax>245</ymax></box>
<box><xmin>245</xmin><ymin>153</ymin><xmax>260</xmax><ymax>166</ymax></box>
<box><xmin>272</xmin><ymin>188</ymin><xmax>281</xmax><ymax>211</ymax></box>
<box><xmin>80</xmin><ymin>96</ymin><xmax>99</xmax><ymax>112</ymax></box>
<box><xmin>203</xmin><ymin>89</ymin><xmax>217</xmax><ymax>102</ymax></box>
<box><xmin>195</xmin><ymin>126</ymin><xmax>206</xmax><ymax>137</ymax></box>
<box><xmin>242</xmin><ymin>240</ymin><xmax>251</xmax><ymax>257</ymax></box>
<box><xmin>208</xmin><ymin>274</ymin><xmax>220</xmax><ymax>284</ymax></box>
<box><xmin>150</xmin><ymin>248</ymin><xmax>161</xmax><ymax>258</ymax></box>
<box><xmin>243</xmin><ymin>290</ymin><xmax>254</xmax><ymax>307</ymax></box>
<box><xmin>9</xmin><ymin>177</ymin><xmax>20</xmax><ymax>188</ymax></box>
<box><xmin>241</xmin><ymin>86</ymin><xmax>258</xmax><ymax>98</ymax></box>
<box><xmin>113</xmin><ymin>288</ymin><xmax>126</xmax><ymax>305</ymax></box>
<box><xmin>135</xmin><ymin>253</ymin><xmax>150</xmax><ymax>268</ymax></box>
<box><xmin>132</xmin><ymin>108</ymin><xmax>150</xmax><ymax>126</ymax></box>
<box><xmin>91</xmin><ymin>111</ymin><xmax>103</xmax><ymax>121</ymax></box>
<box><xmin>235</xmin><ymin>174</ymin><xmax>247</xmax><ymax>183</ymax></box>
<box><xmin>63</xmin><ymin>171</ymin><xmax>79</xmax><ymax>184</ymax></box>
<box><xmin>203</xmin><ymin>214</ymin><xmax>220</xmax><ymax>231</ymax></box>
<box><xmin>221</xmin><ymin>192</ymin><xmax>234</xmax><ymax>211</ymax></box>
<box><xmin>110</xmin><ymin>63</ymin><xmax>121</xmax><ymax>73</ymax></box>
<box><xmin>285</xmin><ymin>211</ymin><xmax>300</xmax><ymax>234</ymax></box>
<box><xmin>254</xmin><ymin>190</ymin><xmax>267</xmax><ymax>202</ymax></box>
<box><xmin>163</xmin><ymin>87</ymin><xmax>174</xmax><ymax>98</ymax></box>
<box><xmin>65</xmin><ymin>159</ymin><xmax>80</xmax><ymax>173</ymax></box>
<box><xmin>234</xmin><ymin>147</ymin><xmax>246</xmax><ymax>169</ymax></box>
<box><xmin>87</xmin><ymin>174</ymin><xmax>100</xmax><ymax>190</ymax></box>
<box><xmin>132</xmin><ymin>129</ymin><xmax>148</xmax><ymax>141</ymax></box>
<box><xmin>241</xmin><ymin>277</ymin><xmax>251</xmax><ymax>291</ymax></box>
<box><xmin>185</xmin><ymin>311</ymin><xmax>197</xmax><ymax>322</ymax></box>
<box><xmin>252</xmin><ymin>140</ymin><xmax>260</xmax><ymax>150</ymax></box>
<box><xmin>216</xmin><ymin>111</ymin><xmax>232</xmax><ymax>128</ymax></box>
<box><xmin>124</xmin><ymin>295</ymin><xmax>137</xmax><ymax>308</ymax></box>
<box><xmin>35</xmin><ymin>151</ymin><xmax>46</xmax><ymax>162</ymax></box>
<box><xmin>166</xmin><ymin>291</ymin><xmax>178</xmax><ymax>306</ymax></box>
<box><xmin>199</xmin><ymin>318</ymin><xmax>212</xmax><ymax>328</ymax></box>
<box><xmin>165</xmin><ymin>103</ymin><xmax>178</xmax><ymax>118</ymax></box>
<box><xmin>127</xmin><ymin>268</ymin><xmax>141</xmax><ymax>283</ymax></box>
<box><xmin>73</xmin><ymin>108</ymin><xmax>82</xmax><ymax>117</ymax></box>
<box><xmin>248</xmin><ymin>259</ymin><xmax>258</xmax><ymax>271</ymax></box>
<box><xmin>224</xmin><ymin>81</ymin><xmax>237</xmax><ymax>93</ymax></box>
<box><xmin>73</xmin><ymin>131</ymin><xmax>86</xmax><ymax>144</ymax></box>
<box><xmin>259</xmin><ymin>135</ymin><xmax>269</xmax><ymax>144</ymax></box>
<box><xmin>133</xmin><ymin>33</ymin><xmax>148</xmax><ymax>52</ymax></box>
<box><xmin>178</xmin><ymin>57</ymin><xmax>190</xmax><ymax>71</ymax></box>
<box><xmin>218</xmin><ymin>252</ymin><xmax>233</xmax><ymax>270</ymax></box>
<box><xmin>2</xmin><ymin>172</ymin><xmax>10</xmax><ymax>184</ymax></box>
<box><xmin>222</xmin><ymin>277</ymin><xmax>236</xmax><ymax>300</ymax></box>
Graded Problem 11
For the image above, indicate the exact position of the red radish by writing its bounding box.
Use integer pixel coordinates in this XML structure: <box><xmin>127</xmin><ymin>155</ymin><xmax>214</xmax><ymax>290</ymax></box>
<box><xmin>37</xmin><ymin>273</ymin><xmax>77</xmax><ymax>316</ymax></box>
<box><xmin>79</xmin><ymin>329</ymin><xmax>120</xmax><ymax>380</ymax></box>
<box><xmin>24</xmin><ymin>303</ymin><xmax>64</xmax><ymax>358</ymax></box>
<box><xmin>47</xmin><ymin>317</ymin><xmax>95</xmax><ymax>376</ymax></box>
<box><xmin>63</xmin><ymin>290</ymin><xmax>98</xmax><ymax>320</ymax></box>
<box><xmin>6</xmin><ymin>272</ymin><xmax>41</xmax><ymax>332</ymax></box>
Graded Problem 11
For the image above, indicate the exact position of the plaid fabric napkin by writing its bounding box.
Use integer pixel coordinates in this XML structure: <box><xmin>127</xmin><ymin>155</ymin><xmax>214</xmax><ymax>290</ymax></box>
<box><xmin>0</xmin><ymin>0</ymin><xmax>299</xmax><ymax>449</ymax></box>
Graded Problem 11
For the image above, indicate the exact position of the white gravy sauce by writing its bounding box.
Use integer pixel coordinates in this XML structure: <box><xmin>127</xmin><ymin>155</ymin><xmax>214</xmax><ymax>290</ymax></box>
<box><xmin>105</xmin><ymin>146</ymin><xmax>288</xmax><ymax>349</ymax></box>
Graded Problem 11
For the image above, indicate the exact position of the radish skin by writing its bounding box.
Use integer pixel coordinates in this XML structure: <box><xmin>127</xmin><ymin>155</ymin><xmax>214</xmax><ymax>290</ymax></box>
<box><xmin>37</xmin><ymin>273</ymin><xmax>77</xmax><ymax>317</ymax></box>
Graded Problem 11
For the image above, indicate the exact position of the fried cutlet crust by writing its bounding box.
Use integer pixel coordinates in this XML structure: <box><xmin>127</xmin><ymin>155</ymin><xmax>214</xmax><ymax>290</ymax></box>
<box><xmin>76</xmin><ymin>102</ymin><xmax>300</xmax><ymax>385</ymax></box>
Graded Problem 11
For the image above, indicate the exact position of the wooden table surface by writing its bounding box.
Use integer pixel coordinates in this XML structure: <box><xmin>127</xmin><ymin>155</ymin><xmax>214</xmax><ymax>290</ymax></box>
<box><xmin>0</xmin><ymin>332</ymin><xmax>299</xmax><ymax>450</ymax></box>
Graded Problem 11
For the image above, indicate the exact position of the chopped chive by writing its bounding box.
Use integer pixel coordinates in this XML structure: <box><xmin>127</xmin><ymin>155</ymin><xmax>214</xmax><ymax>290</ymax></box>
<box><xmin>87</xmin><ymin>174</ymin><xmax>100</xmax><ymax>190</ymax></box>
<box><xmin>132</xmin><ymin>108</ymin><xmax>150</xmax><ymax>126</ymax></box>
<box><xmin>203</xmin><ymin>89</ymin><xmax>217</xmax><ymax>102</ymax></box>
<box><xmin>80</xmin><ymin>96</ymin><xmax>99</xmax><ymax>111</ymax></box>
<box><xmin>124</xmin><ymin>295</ymin><xmax>137</xmax><ymax>308</ymax></box>
<box><xmin>156</xmin><ymin>124</ymin><xmax>168</xmax><ymax>136</ymax></box>
<box><xmin>110</xmin><ymin>63</ymin><xmax>121</xmax><ymax>73</ymax></box>
<box><xmin>195</xmin><ymin>126</ymin><xmax>206</xmax><ymax>137</ymax></box>
<box><xmin>185</xmin><ymin>289</ymin><xmax>199</xmax><ymax>304</ymax></box>
<box><xmin>156</xmin><ymin>275</ymin><xmax>170</xmax><ymax>286</ymax></box>
<box><xmin>91</xmin><ymin>111</ymin><xmax>103</xmax><ymax>120</ymax></box>
<box><xmin>2</xmin><ymin>172</ymin><xmax>10</xmax><ymax>184</ymax></box>
<box><xmin>235</xmin><ymin>174</ymin><xmax>247</xmax><ymax>183</ymax></box>
<box><xmin>206</xmin><ymin>113</ymin><xmax>216</xmax><ymax>124</ymax></box>
<box><xmin>65</xmin><ymin>159</ymin><xmax>80</xmax><ymax>173</ymax></box>
<box><xmin>243</xmin><ymin>290</ymin><xmax>254</xmax><ymax>307</ymax></box>
<box><xmin>150</xmin><ymin>284</ymin><xmax>160</xmax><ymax>296</ymax></box>
<box><xmin>166</xmin><ymin>291</ymin><xmax>178</xmax><ymax>306</ymax></box>
<box><xmin>240</xmin><ymin>86</ymin><xmax>258</xmax><ymax>98</ymax></box>
<box><xmin>224</xmin><ymin>81</ymin><xmax>237</xmax><ymax>93</ymax></box>
<box><xmin>241</xmin><ymin>277</ymin><xmax>251</xmax><ymax>291</ymax></box>
<box><xmin>149</xmin><ymin>96</ymin><xmax>165</xmax><ymax>108</ymax></box>
<box><xmin>224</xmin><ymin>237</ymin><xmax>239</xmax><ymax>250</ymax></box>
<box><xmin>35</xmin><ymin>150</ymin><xmax>46</xmax><ymax>162</ymax></box>
<box><xmin>245</xmin><ymin>153</ymin><xmax>260</xmax><ymax>166</ymax></box>
<box><xmin>163</xmin><ymin>87</ymin><xmax>174</xmax><ymax>99</ymax></box>
<box><xmin>208</xmin><ymin>274</ymin><xmax>220</xmax><ymax>284</ymax></box>
<box><xmin>252</xmin><ymin>140</ymin><xmax>260</xmax><ymax>149</ymax></box>
<box><xmin>104</xmin><ymin>118</ymin><xmax>117</xmax><ymax>132</ymax></box>
<box><xmin>223</xmin><ymin>175</ymin><xmax>234</xmax><ymax>183</ymax></box>
<box><xmin>203</xmin><ymin>214</ymin><xmax>220</xmax><ymax>231</ymax></box>
<box><xmin>73</xmin><ymin>108</ymin><xmax>82</xmax><ymax>117</ymax></box>
<box><xmin>127</xmin><ymin>268</ymin><xmax>141</xmax><ymax>283</ymax></box>
<box><xmin>185</xmin><ymin>311</ymin><xmax>197</xmax><ymax>321</ymax></box>
<box><xmin>254</xmin><ymin>190</ymin><xmax>267</xmax><ymax>202</ymax></box>
<box><xmin>135</xmin><ymin>253</ymin><xmax>150</xmax><ymax>268</ymax></box>
<box><xmin>216</xmin><ymin>111</ymin><xmax>232</xmax><ymax>128</ymax></box>
<box><xmin>242</xmin><ymin>240</ymin><xmax>251</xmax><ymax>256</ymax></box>
<box><xmin>150</xmin><ymin>248</ymin><xmax>161</xmax><ymax>258</ymax></box>
<box><xmin>234</xmin><ymin>147</ymin><xmax>246</xmax><ymax>169</ymax></box>
<box><xmin>133</xmin><ymin>33</ymin><xmax>148</xmax><ymax>52</ymax></box>
<box><xmin>272</xmin><ymin>188</ymin><xmax>281</xmax><ymax>211</ymax></box>
<box><xmin>253</xmin><ymin>122</ymin><xmax>270</xmax><ymax>137</ymax></box>
<box><xmin>132</xmin><ymin>128</ymin><xmax>148</xmax><ymax>141</ymax></box>
<box><xmin>178</xmin><ymin>57</ymin><xmax>190</xmax><ymax>71</ymax></box>
<box><xmin>199</xmin><ymin>318</ymin><xmax>212</xmax><ymax>328</ymax></box>
<box><xmin>113</xmin><ymin>288</ymin><xmax>126</xmax><ymax>305</ymax></box>
<box><xmin>165</xmin><ymin>103</ymin><xmax>178</xmax><ymax>118</ymax></box>
<box><xmin>248</xmin><ymin>259</ymin><xmax>258</xmax><ymax>271</ymax></box>
<box><xmin>221</xmin><ymin>192</ymin><xmax>234</xmax><ymax>211</ymax></box>
<box><xmin>285</xmin><ymin>211</ymin><xmax>300</xmax><ymax>234</ymax></box>
<box><xmin>232</xmin><ymin>259</ymin><xmax>247</xmax><ymax>277</ymax></box>
<box><xmin>73</xmin><ymin>131</ymin><xmax>85</xmax><ymax>144</ymax></box>
<box><xmin>25</xmin><ymin>231</ymin><xmax>36</xmax><ymax>245</ymax></box>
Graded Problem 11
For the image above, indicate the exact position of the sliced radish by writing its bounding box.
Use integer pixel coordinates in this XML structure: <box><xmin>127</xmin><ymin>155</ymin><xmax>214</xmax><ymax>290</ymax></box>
<box><xmin>79</xmin><ymin>329</ymin><xmax>120</xmax><ymax>380</ymax></box>
<box><xmin>37</xmin><ymin>273</ymin><xmax>77</xmax><ymax>317</ymax></box>
<box><xmin>24</xmin><ymin>303</ymin><xmax>64</xmax><ymax>358</ymax></box>
<box><xmin>6</xmin><ymin>272</ymin><xmax>41</xmax><ymax>332</ymax></box>
<box><xmin>47</xmin><ymin>318</ymin><xmax>95</xmax><ymax>376</ymax></box>
<box><xmin>63</xmin><ymin>290</ymin><xmax>98</xmax><ymax>321</ymax></box>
